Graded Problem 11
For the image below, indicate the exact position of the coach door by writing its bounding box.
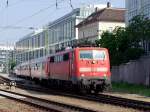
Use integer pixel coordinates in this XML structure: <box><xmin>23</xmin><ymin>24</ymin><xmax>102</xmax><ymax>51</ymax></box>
<box><xmin>69</xmin><ymin>52</ymin><xmax>73</xmax><ymax>80</ymax></box>
<box><xmin>45</xmin><ymin>58</ymin><xmax>50</xmax><ymax>77</ymax></box>
<box><xmin>49</xmin><ymin>56</ymin><xmax>54</xmax><ymax>78</ymax></box>
<box><xmin>29</xmin><ymin>65</ymin><xmax>31</xmax><ymax>78</ymax></box>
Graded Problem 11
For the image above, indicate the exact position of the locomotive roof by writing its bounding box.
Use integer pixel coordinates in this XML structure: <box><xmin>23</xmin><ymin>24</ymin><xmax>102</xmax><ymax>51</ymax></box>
<box><xmin>47</xmin><ymin>47</ymin><xmax>107</xmax><ymax>57</ymax></box>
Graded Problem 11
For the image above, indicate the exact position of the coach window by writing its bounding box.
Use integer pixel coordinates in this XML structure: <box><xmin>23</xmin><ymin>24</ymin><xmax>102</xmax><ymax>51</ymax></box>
<box><xmin>72</xmin><ymin>52</ymin><xmax>74</xmax><ymax>60</ymax></box>
<box><xmin>57</xmin><ymin>56</ymin><xmax>59</xmax><ymax>62</ymax></box>
<box><xmin>57</xmin><ymin>56</ymin><xmax>58</xmax><ymax>62</ymax></box>
<box><xmin>50</xmin><ymin>56</ymin><xmax>54</xmax><ymax>63</ymax></box>
<box><xmin>58</xmin><ymin>55</ymin><xmax>61</xmax><ymax>62</ymax></box>
<box><xmin>60</xmin><ymin>55</ymin><xmax>63</xmax><ymax>61</ymax></box>
<box><xmin>58</xmin><ymin>56</ymin><xmax>60</xmax><ymax>62</ymax></box>
<box><xmin>31</xmin><ymin>65</ymin><xmax>34</xmax><ymax>70</ymax></box>
<box><xmin>28</xmin><ymin>66</ymin><xmax>29</xmax><ymax>70</ymax></box>
<box><xmin>42</xmin><ymin>62</ymin><xmax>44</xmax><ymax>70</ymax></box>
<box><xmin>54</xmin><ymin>56</ymin><xmax>57</xmax><ymax>62</ymax></box>
<box><xmin>63</xmin><ymin>53</ymin><xmax>69</xmax><ymax>61</ymax></box>
<box><xmin>36</xmin><ymin>64</ymin><xmax>38</xmax><ymax>70</ymax></box>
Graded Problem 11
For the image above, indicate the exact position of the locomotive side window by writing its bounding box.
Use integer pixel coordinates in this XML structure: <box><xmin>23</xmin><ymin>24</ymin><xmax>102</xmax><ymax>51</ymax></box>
<box><xmin>63</xmin><ymin>53</ymin><xmax>69</xmax><ymax>61</ymax></box>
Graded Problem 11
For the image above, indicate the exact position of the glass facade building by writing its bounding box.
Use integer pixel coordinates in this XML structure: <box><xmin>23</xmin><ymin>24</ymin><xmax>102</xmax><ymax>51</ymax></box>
<box><xmin>0</xmin><ymin>45</ymin><xmax>14</xmax><ymax>73</ymax></box>
<box><xmin>126</xmin><ymin>0</ymin><xmax>150</xmax><ymax>52</ymax></box>
<box><xmin>16</xmin><ymin>6</ymin><xmax>98</xmax><ymax>65</ymax></box>
<box><xmin>126</xmin><ymin>0</ymin><xmax>150</xmax><ymax>24</ymax></box>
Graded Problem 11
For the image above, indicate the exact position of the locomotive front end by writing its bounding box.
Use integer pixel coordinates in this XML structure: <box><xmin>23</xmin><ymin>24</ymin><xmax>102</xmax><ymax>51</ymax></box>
<box><xmin>77</xmin><ymin>48</ymin><xmax>111</xmax><ymax>93</ymax></box>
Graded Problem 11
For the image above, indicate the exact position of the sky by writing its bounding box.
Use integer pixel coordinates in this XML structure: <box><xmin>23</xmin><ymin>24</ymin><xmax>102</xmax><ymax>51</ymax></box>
<box><xmin>0</xmin><ymin>0</ymin><xmax>125</xmax><ymax>45</ymax></box>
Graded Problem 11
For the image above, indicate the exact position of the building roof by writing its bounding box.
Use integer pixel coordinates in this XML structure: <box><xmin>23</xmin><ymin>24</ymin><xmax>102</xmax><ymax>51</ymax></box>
<box><xmin>76</xmin><ymin>7</ymin><xmax>126</xmax><ymax>27</ymax></box>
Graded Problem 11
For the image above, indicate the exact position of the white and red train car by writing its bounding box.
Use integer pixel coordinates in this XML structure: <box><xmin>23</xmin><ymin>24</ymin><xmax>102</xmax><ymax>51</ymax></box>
<box><xmin>15</xmin><ymin>47</ymin><xmax>111</xmax><ymax>93</ymax></box>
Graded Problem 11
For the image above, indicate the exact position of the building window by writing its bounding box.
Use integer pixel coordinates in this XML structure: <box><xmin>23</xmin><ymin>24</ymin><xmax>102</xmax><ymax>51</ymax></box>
<box><xmin>108</xmin><ymin>27</ymin><xmax>113</xmax><ymax>32</ymax></box>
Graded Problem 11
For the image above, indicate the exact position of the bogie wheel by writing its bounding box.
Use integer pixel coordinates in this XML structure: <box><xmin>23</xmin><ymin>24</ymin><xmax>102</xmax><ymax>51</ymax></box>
<box><xmin>94</xmin><ymin>90</ymin><xmax>99</xmax><ymax>95</ymax></box>
<box><xmin>79</xmin><ymin>83</ymin><xmax>87</xmax><ymax>94</ymax></box>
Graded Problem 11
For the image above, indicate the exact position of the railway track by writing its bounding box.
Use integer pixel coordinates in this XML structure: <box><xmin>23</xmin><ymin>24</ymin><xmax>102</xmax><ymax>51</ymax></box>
<box><xmin>88</xmin><ymin>94</ymin><xmax>150</xmax><ymax>111</ymax></box>
<box><xmin>0</xmin><ymin>75</ymin><xmax>150</xmax><ymax>111</ymax></box>
<box><xmin>17</xmin><ymin>83</ymin><xmax>150</xmax><ymax>111</ymax></box>
<box><xmin>0</xmin><ymin>75</ymin><xmax>10</xmax><ymax>84</ymax></box>
<box><xmin>0</xmin><ymin>89</ymin><xmax>98</xmax><ymax>112</ymax></box>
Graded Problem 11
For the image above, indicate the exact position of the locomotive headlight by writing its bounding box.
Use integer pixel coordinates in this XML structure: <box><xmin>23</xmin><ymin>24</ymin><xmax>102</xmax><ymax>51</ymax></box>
<box><xmin>81</xmin><ymin>74</ymin><xmax>85</xmax><ymax>77</ymax></box>
<box><xmin>104</xmin><ymin>74</ymin><xmax>106</xmax><ymax>77</ymax></box>
<box><xmin>103</xmin><ymin>74</ymin><xmax>107</xmax><ymax>79</ymax></box>
<box><xmin>92</xmin><ymin>60</ymin><xmax>96</xmax><ymax>64</ymax></box>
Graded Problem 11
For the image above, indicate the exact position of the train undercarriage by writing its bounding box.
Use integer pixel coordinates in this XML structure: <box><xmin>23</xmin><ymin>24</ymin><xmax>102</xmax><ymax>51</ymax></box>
<box><xmin>78</xmin><ymin>78</ymin><xmax>111</xmax><ymax>94</ymax></box>
<box><xmin>17</xmin><ymin>74</ymin><xmax>111</xmax><ymax>94</ymax></box>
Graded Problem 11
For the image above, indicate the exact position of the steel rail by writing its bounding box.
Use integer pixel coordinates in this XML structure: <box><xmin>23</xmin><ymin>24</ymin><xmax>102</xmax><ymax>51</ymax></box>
<box><xmin>0</xmin><ymin>89</ymin><xmax>98</xmax><ymax>112</ymax></box>
<box><xmin>0</xmin><ymin>75</ymin><xmax>149</xmax><ymax>111</ymax></box>
<box><xmin>0</xmin><ymin>75</ymin><xmax>10</xmax><ymax>84</ymax></box>
<box><xmin>17</xmin><ymin>83</ymin><xmax>150</xmax><ymax>111</ymax></box>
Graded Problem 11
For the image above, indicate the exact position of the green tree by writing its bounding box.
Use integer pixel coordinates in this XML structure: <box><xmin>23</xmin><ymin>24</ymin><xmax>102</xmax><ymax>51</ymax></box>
<box><xmin>96</xmin><ymin>15</ymin><xmax>147</xmax><ymax>66</ymax></box>
<box><xmin>127</xmin><ymin>15</ymin><xmax>150</xmax><ymax>48</ymax></box>
<box><xmin>8</xmin><ymin>59</ymin><xmax>16</xmax><ymax>71</ymax></box>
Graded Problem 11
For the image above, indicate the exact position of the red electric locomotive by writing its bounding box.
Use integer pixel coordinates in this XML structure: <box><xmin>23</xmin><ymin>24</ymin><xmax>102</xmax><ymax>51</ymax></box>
<box><xmin>15</xmin><ymin>47</ymin><xmax>111</xmax><ymax>93</ymax></box>
<box><xmin>46</xmin><ymin>47</ymin><xmax>111</xmax><ymax>93</ymax></box>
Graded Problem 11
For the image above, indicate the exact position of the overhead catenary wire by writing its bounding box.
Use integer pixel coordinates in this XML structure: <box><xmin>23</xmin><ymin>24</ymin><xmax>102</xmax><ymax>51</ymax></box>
<box><xmin>5</xmin><ymin>0</ymin><xmax>23</xmax><ymax>8</ymax></box>
<box><xmin>0</xmin><ymin>0</ymin><xmax>103</xmax><ymax>32</ymax></box>
<box><xmin>0</xmin><ymin>0</ymin><xmax>64</xmax><ymax>33</ymax></box>
<box><xmin>0</xmin><ymin>0</ymin><xmax>72</xmax><ymax>33</ymax></box>
<box><xmin>56</xmin><ymin>0</ymin><xmax>58</xmax><ymax>9</ymax></box>
<box><xmin>0</xmin><ymin>0</ymin><xmax>92</xmax><ymax>33</ymax></box>
<box><xmin>12</xmin><ymin>0</ymin><xmax>64</xmax><ymax>25</ymax></box>
<box><xmin>1</xmin><ymin>0</ymin><xmax>111</xmax><ymax>27</ymax></box>
<box><xmin>6</xmin><ymin>0</ymin><xmax>8</xmax><ymax>7</ymax></box>
<box><xmin>69</xmin><ymin>0</ymin><xmax>74</xmax><ymax>9</ymax></box>
<box><xmin>0</xmin><ymin>0</ymin><xmax>25</xmax><ymax>16</ymax></box>
<box><xmin>4</xmin><ymin>0</ymin><xmax>65</xmax><ymax>24</ymax></box>
<box><xmin>0</xmin><ymin>26</ymin><xmax>36</xmax><ymax>29</ymax></box>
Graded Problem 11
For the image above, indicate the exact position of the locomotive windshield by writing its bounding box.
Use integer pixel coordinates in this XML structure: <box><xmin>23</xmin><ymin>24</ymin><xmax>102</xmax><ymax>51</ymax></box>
<box><xmin>80</xmin><ymin>50</ymin><xmax>106</xmax><ymax>60</ymax></box>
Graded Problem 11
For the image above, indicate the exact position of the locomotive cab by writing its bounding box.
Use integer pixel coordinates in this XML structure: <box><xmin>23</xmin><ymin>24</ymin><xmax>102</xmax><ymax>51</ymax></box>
<box><xmin>76</xmin><ymin>48</ymin><xmax>111</xmax><ymax>93</ymax></box>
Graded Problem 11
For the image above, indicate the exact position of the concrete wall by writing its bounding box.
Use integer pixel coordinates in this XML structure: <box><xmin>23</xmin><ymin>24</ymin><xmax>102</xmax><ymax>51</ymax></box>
<box><xmin>111</xmin><ymin>55</ymin><xmax>150</xmax><ymax>86</ymax></box>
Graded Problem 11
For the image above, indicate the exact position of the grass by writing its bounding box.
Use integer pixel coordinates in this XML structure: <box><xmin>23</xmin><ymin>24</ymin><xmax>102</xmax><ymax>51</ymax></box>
<box><xmin>112</xmin><ymin>82</ymin><xmax>150</xmax><ymax>97</ymax></box>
